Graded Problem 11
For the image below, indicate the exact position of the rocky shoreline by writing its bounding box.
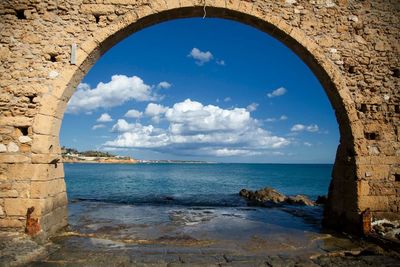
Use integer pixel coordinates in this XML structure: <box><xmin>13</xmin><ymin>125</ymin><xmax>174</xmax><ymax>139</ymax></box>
<box><xmin>239</xmin><ymin>187</ymin><xmax>319</xmax><ymax>207</ymax></box>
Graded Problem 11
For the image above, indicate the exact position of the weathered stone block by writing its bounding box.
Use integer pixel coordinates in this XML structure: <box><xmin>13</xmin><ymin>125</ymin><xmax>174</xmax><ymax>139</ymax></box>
<box><xmin>32</xmin><ymin>114</ymin><xmax>61</xmax><ymax>136</ymax></box>
<box><xmin>0</xmin><ymin>218</ymin><xmax>24</xmax><ymax>229</ymax></box>
<box><xmin>358</xmin><ymin>195</ymin><xmax>389</xmax><ymax>212</ymax></box>
<box><xmin>31</xmin><ymin>178</ymin><xmax>66</xmax><ymax>199</ymax></box>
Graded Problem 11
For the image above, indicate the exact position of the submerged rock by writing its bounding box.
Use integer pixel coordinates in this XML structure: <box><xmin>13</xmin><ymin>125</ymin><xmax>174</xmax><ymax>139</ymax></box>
<box><xmin>239</xmin><ymin>187</ymin><xmax>315</xmax><ymax>207</ymax></box>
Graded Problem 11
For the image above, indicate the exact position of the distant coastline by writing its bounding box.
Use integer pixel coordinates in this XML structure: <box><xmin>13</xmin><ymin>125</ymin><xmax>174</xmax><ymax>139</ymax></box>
<box><xmin>61</xmin><ymin>146</ymin><xmax>213</xmax><ymax>164</ymax></box>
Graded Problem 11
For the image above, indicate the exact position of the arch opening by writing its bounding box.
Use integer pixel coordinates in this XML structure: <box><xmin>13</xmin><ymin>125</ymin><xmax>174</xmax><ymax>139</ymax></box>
<box><xmin>36</xmin><ymin>5</ymin><xmax>363</xmax><ymax>236</ymax></box>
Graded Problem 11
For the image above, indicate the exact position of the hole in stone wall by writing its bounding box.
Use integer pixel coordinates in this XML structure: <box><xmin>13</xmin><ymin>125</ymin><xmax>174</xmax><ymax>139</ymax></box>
<box><xmin>364</xmin><ymin>132</ymin><xmax>378</xmax><ymax>140</ymax></box>
<box><xmin>49</xmin><ymin>53</ymin><xmax>57</xmax><ymax>62</ymax></box>
<box><xmin>16</xmin><ymin>10</ymin><xmax>26</xmax><ymax>20</ymax></box>
<box><xmin>392</xmin><ymin>68</ymin><xmax>400</xmax><ymax>78</ymax></box>
<box><xmin>348</xmin><ymin>66</ymin><xmax>356</xmax><ymax>74</ymax></box>
<box><xmin>94</xmin><ymin>14</ymin><xmax>100</xmax><ymax>23</ymax></box>
<box><xmin>18</xmin><ymin>127</ymin><xmax>29</xmax><ymax>136</ymax></box>
<box><xmin>395</xmin><ymin>174</ymin><xmax>400</xmax><ymax>182</ymax></box>
<box><xmin>27</xmin><ymin>94</ymin><xmax>36</xmax><ymax>103</ymax></box>
<box><xmin>395</xmin><ymin>105</ymin><xmax>400</xmax><ymax>114</ymax></box>
<box><xmin>359</xmin><ymin>104</ymin><xmax>368</xmax><ymax>113</ymax></box>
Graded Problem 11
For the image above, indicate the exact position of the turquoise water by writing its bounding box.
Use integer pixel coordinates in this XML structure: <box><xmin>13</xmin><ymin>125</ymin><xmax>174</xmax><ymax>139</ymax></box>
<box><xmin>65</xmin><ymin>163</ymin><xmax>332</xmax><ymax>206</ymax></box>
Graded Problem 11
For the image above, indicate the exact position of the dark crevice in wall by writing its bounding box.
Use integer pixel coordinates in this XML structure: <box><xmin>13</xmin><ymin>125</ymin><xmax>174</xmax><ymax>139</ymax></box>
<box><xmin>16</xmin><ymin>10</ymin><xmax>26</xmax><ymax>20</ymax></box>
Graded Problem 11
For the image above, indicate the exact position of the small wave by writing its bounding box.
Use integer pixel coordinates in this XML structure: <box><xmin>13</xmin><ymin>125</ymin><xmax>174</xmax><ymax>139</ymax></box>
<box><xmin>71</xmin><ymin>194</ymin><xmax>248</xmax><ymax>208</ymax></box>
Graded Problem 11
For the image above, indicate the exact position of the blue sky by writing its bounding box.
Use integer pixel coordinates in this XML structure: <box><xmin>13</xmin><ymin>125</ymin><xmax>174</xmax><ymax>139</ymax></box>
<box><xmin>60</xmin><ymin>18</ymin><xmax>339</xmax><ymax>163</ymax></box>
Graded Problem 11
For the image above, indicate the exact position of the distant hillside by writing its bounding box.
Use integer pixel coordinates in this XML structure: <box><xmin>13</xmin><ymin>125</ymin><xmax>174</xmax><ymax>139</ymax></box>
<box><xmin>61</xmin><ymin>146</ymin><xmax>137</xmax><ymax>164</ymax></box>
<box><xmin>61</xmin><ymin>146</ymin><xmax>116</xmax><ymax>157</ymax></box>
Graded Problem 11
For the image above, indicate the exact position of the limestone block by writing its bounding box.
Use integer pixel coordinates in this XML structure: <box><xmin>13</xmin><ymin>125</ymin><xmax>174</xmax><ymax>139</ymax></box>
<box><xmin>31</xmin><ymin>153</ymin><xmax>61</xmax><ymax>164</ymax></box>
<box><xmin>7</xmin><ymin>142</ymin><xmax>19</xmax><ymax>153</ymax></box>
<box><xmin>0</xmin><ymin>218</ymin><xmax>24</xmax><ymax>229</ymax></box>
<box><xmin>4</xmin><ymin>198</ymin><xmax>47</xmax><ymax>217</ymax></box>
<box><xmin>5</xmin><ymin>163</ymin><xmax>64</xmax><ymax>181</ymax></box>
<box><xmin>0</xmin><ymin>144</ymin><xmax>6</xmax><ymax>153</ymax></box>
<box><xmin>358</xmin><ymin>195</ymin><xmax>389</xmax><ymax>212</ymax></box>
<box><xmin>0</xmin><ymin>154</ymin><xmax>30</xmax><ymax>164</ymax></box>
<box><xmin>40</xmin><ymin>205</ymin><xmax>68</xmax><ymax>236</ymax></box>
<box><xmin>81</xmin><ymin>4</ymin><xmax>115</xmax><ymax>15</ymax></box>
<box><xmin>0</xmin><ymin>114</ymin><xmax>36</xmax><ymax>130</ymax></box>
<box><xmin>32</xmin><ymin>114</ymin><xmax>61</xmax><ymax>136</ymax></box>
<box><xmin>13</xmin><ymin>182</ymin><xmax>31</xmax><ymax>198</ymax></box>
<box><xmin>31</xmin><ymin>134</ymin><xmax>60</xmax><ymax>154</ymax></box>
<box><xmin>0</xmin><ymin>190</ymin><xmax>19</xmax><ymax>198</ymax></box>
<box><xmin>18</xmin><ymin>136</ymin><xmax>32</xmax><ymax>143</ymax></box>
<box><xmin>357</xmin><ymin>180</ymin><xmax>370</xmax><ymax>196</ymax></box>
<box><xmin>31</xmin><ymin>178</ymin><xmax>66</xmax><ymax>199</ymax></box>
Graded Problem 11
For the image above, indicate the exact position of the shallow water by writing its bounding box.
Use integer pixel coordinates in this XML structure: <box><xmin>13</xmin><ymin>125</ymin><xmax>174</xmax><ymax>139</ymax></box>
<box><xmin>63</xmin><ymin>163</ymin><xmax>337</xmax><ymax>256</ymax></box>
<box><xmin>27</xmin><ymin>164</ymin><xmax>400</xmax><ymax>265</ymax></box>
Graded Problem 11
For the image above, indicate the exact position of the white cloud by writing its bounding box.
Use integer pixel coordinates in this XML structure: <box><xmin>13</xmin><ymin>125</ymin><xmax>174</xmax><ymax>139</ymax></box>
<box><xmin>188</xmin><ymin>48</ymin><xmax>213</xmax><ymax>65</ymax></box>
<box><xmin>66</xmin><ymin>75</ymin><xmax>159</xmax><ymax>113</ymax></box>
<box><xmin>224</xmin><ymin>97</ymin><xmax>232</xmax><ymax>102</ymax></box>
<box><xmin>157</xmin><ymin>81</ymin><xmax>171</xmax><ymax>89</ymax></box>
<box><xmin>304</xmin><ymin>142</ymin><xmax>312</xmax><ymax>147</ymax></box>
<box><xmin>291</xmin><ymin>124</ymin><xmax>305</xmax><ymax>132</ymax></box>
<box><xmin>104</xmin><ymin>99</ymin><xmax>290</xmax><ymax>157</ymax></box>
<box><xmin>291</xmin><ymin>124</ymin><xmax>319</xmax><ymax>132</ymax></box>
<box><xmin>280</xmin><ymin>115</ymin><xmax>288</xmax><ymax>120</ymax></box>
<box><xmin>92</xmin><ymin>124</ymin><xmax>106</xmax><ymax>130</ymax></box>
<box><xmin>216</xmin><ymin>60</ymin><xmax>225</xmax><ymax>66</ymax></box>
<box><xmin>307</xmin><ymin>124</ymin><xmax>319</xmax><ymax>132</ymax></box>
<box><xmin>97</xmin><ymin>113</ymin><xmax>113</xmax><ymax>122</ymax></box>
<box><xmin>266</xmin><ymin>115</ymin><xmax>287</xmax><ymax>122</ymax></box>
<box><xmin>246</xmin><ymin>103</ymin><xmax>259</xmax><ymax>112</ymax></box>
<box><xmin>124</xmin><ymin>109</ymin><xmax>143</xmax><ymax>119</ymax></box>
<box><xmin>145</xmin><ymin>103</ymin><xmax>168</xmax><ymax>123</ymax></box>
<box><xmin>267</xmin><ymin>87</ymin><xmax>287</xmax><ymax>98</ymax></box>
<box><xmin>213</xmin><ymin>148</ymin><xmax>261</xmax><ymax>157</ymax></box>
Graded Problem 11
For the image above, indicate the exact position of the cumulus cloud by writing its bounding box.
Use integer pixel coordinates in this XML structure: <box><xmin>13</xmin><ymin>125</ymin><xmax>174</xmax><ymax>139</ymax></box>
<box><xmin>124</xmin><ymin>109</ymin><xmax>143</xmax><ymax>119</ymax></box>
<box><xmin>103</xmin><ymin>99</ymin><xmax>290</xmax><ymax>157</ymax></box>
<box><xmin>66</xmin><ymin>75</ymin><xmax>159</xmax><ymax>113</ymax></box>
<box><xmin>246</xmin><ymin>103</ymin><xmax>259</xmax><ymax>112</ymax></box>
<box><xmin>145</xmin><ymin>103</ymin><xmax>168</xmax><ymax>123</ymax></box>
<box><xmin>291</xmin><ymin>124</ymin><xmax>319</xmax><ymax>132</ymax></box>
<box><xmin>267</xmin><ymin>87</ymin><xmax>287</xmax><ymax>98</ymax></box>
<box><xmin>92</xmin><ymin>124</ymin><xmax>106</xmax><ymax>130</ymax></box>
<box><xmin>216</xmin><ymin>60</ymin><xmax>225</xmax><ymax>66</ymax></box>
<box><xmin>97</xmin><ymin>113</ymin><xmax>113</xmax><ymax>122</ymax></box>
<box><xmin>157</xmin><ymin>81</ymin><xmax>171</xmax><ymax>89</ymax></box>
<box><xmin>188</xmin><ymin>48</ymin><xmax>213</xmax><ymax>65</ymax></box>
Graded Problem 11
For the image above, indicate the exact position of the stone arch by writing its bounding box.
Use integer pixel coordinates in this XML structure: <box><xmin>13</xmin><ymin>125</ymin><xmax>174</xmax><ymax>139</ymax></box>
<box><xmin>0</xmin><ymin>0</ymin><xmax>398</xmax><ymax>237</ymax></box>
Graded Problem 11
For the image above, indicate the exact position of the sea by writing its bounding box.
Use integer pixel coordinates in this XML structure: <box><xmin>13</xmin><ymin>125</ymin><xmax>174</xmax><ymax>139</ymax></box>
<box><xmin>30</xmin><ymin>163</ymin><xmax>393</xmax><ymax>264</ymax></box>
<box><xmin>65</xmin><ymin>163</ymin><xmax>332</xmax><ymax>206</ymax></box>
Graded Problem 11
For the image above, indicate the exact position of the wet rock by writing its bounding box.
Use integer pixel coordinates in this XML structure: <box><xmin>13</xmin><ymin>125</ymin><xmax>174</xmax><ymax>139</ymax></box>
<box><xmin>372</xmin><ymin>219</ymin><xmax>400</xmax><ymax>243</ymax></box>
<box><xmin>286</xmin><ymin>195</ymin><xmax>315</xmax><ymax>206</ymax></box>
<box><xmin>239</xmin><ymin>187</ymin><xmax>315</xmax><ymax>206</ymax></box>
<box><xmin>239</xmin><ymin>187</ymin><xmax>286</xmax><ymax>206</ymax></box>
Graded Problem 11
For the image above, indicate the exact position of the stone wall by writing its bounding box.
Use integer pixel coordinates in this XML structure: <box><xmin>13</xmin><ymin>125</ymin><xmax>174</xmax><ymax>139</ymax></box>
<box><xmin>0</xmin><ymin>0</ymin><xmax>398</xmax><ymax>236</ymax></box>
